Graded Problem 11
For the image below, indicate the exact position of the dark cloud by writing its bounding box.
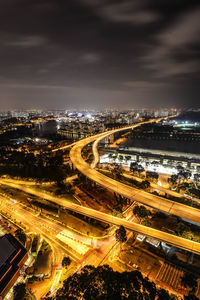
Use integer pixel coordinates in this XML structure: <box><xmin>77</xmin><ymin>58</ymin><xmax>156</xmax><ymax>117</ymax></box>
<box><xmin>0</xmin><ymin>0</ymin><xmax>199</xmax><ymax>110</ymax></box>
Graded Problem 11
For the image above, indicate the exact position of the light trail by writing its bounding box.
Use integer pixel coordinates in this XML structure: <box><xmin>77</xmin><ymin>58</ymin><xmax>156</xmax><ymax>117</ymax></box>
<box><xmin>70</xmin><ymin>118</ymin><xmax>200</xmax><ymax>225</ymax></box>
<box><xmin>0</xmin><ymin>182</ymin><xmax>200</xmax><ymax>254</ymax></box>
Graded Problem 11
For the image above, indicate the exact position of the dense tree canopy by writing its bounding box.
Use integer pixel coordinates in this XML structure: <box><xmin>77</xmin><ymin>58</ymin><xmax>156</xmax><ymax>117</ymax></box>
<box><xmin>62</xmin><ymin>256</ymin><xmax>72</xmax><ymax>269</ymax></box>
<box><xmin>181</xmin><ymin>272</ymin><xmax>197</xmax><ymax>289</ymax></box>
<box><xmin>52</xmin><ymin>265</ymin><xmax>176</xmax><ymax>300</ymax></box>
<box><xmin>15</xmin><ymin>229</ymin><xmax>26</xmax><ymax>246</ymax></box>
<box><xmin>13</xmin><ymin>283</ymin><xmax>27</xmax><ymax>300</ymax></box>
<box><xmin>115</xmin><ymin>225</ymin><xmax>127</xmax><ymax>245</ymax></box>
<box><xmin>133</xmin><ymin>205</ymin><xmax>151</xmax><ymax>220</ymax></box>
<box><xmin>130</xmin><ymin>162</ymin><xmax>144</xmax><ymax>174</ymax></box>
<box><xmin>0</xmin><ymin>150</ymin><xmax>73</xmax><ymax>183</ymax></box>
<box><xmin>13</xmin><ymin>283</ymin><xmax>34</xmax><ymax>300</ymax></box>
<box><xmin>146</xmin><ymin>171</ymin><xmax>159</xmax><ymax>180</ymax></box>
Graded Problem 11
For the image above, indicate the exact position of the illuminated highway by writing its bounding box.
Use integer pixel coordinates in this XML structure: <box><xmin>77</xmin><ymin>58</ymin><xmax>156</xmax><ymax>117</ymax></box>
<box><xmin>123</xmin><ymin>172</ymin><xmax>200</xmax><ymax>205</ymax></box>
<box><xmin>1</xmin><ymin>117</ymin><xmax>200</xmax><ymax>255</ymax></box>
<box><xmin>52</xmin><ymin>141</ymin><xmax>77</xmax><ymax>152</ymax></box>
<box><xmin>1</xmin><ymin>117</ymin><xmax>200</xmax><ymax>254</ymax></box>
<box><xmin>0</xmin><ymin>194</ymin><xmax>81</xmax><ymax>298</ymax></box>
<box><xmin>1</xmin><ymin>180</ymin><xmax>200</xmax><ymax>254</ymax></box>
<box><xmin>0</xmin><ymin>195</ymin><xmax>80</xmax><ymax>260</ymax></box>
<box><xmin>70</xmin><ymin>120</ymin><xmax>200</xmax><ymax>225</ymax></box>
<box><xmin>68</xmin><ymin>118</ymin><xmax>200</xmax><ymax>254</ymax></box>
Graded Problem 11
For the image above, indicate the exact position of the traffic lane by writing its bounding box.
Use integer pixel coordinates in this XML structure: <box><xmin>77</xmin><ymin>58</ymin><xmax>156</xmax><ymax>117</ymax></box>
<box><xmin>70</xmin><ymin>147</ymin><xmax>200</xmax><ymax>224</ymax></box>
<box><xmin>1</xmin><ymin>181</ymin><xmax>200</xmax><ymax>254</ymax></box>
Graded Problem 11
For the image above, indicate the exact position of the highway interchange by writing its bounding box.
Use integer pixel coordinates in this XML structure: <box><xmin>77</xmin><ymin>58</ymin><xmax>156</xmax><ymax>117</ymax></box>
<box><xmin>69</xmin><ymin>117</ymin><xmax>200</xmax><ymax>253</ymax></box>
<box><xmin>1</xmin><ymin>179</ymin><xmax>200</xmax><ymax>255</ymax></box>
<box><xmin>1</xmin><ymin>117</ymin><xmax>200</xmax><ymax>255</ymax></box>
<box><xmin>1</xmin><ymin>116</ymin><xmax>200</xmax><ymax>298</ymax></box>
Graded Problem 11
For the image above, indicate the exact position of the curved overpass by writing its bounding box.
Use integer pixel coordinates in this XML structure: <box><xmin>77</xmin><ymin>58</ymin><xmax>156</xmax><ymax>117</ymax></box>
<box><xmin>0</xmin><ymin>179</ymin><xmax>200</xmax><ymax>255</ymax></box>
<box><xmin>2</xmin><ymin>117</ymin><xmax>199</xmax><ymax>254</ymax></box>
<box><xmin>70</xmin><ymin>119</ymin><xmax>200</xmax><ymax>225</ymax></box>
<box><xmin>69</xmin><ymin>118</ymin><xmax>200</xmax><ymax>253</ymax></box>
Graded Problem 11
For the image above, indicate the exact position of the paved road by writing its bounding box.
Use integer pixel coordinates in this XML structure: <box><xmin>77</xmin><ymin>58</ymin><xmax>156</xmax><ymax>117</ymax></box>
<box><xmin>70</xmin><ymin>122</ymin><xmax>200</xmax><ymax>225</ymax></box>
<box><xmin>0</xmin><ymin>196</ymin><xmax>78</xmax><ymax>299</ymax></box>
<box><xmin>1</xmin><ymin>180</ymin><xmax>200</xmax><ymax>255</ymax></box>
<box><xmin>0</xmin><ymin>196</ymin><xmax>79</xmax><ymax>260</ymax></box>
<box><xmin>68</xmin><ymin>118</ymin><xmax>200</xmax><ymax>254</ymax></box>
<box><xmin>123</xmin><ymin>172</ymin><xmax>200</xmax><ymax>203</ymax></box>
<box><xmin>52</xmin><ymin>141</ymin><xmax>77</xmax><ymax>152</ymax></box>
<box><xmin>2</xmin><ymin>117</ymin><xmax>200</xmax><ymax>254</ymax></box>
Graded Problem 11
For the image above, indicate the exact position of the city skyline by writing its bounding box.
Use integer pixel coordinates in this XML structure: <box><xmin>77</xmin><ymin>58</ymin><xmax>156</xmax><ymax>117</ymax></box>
<box><xmin>0</xmin><ymin>0</ymin><xmax>199</xmax><ymax>110</ymax></box>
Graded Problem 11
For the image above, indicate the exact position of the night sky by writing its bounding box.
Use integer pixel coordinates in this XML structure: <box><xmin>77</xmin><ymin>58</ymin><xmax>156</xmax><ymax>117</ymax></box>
<box><xmin>0</xmin><ymin>0</ymin><xmax>199</xmax><ymax>110</ymax></box>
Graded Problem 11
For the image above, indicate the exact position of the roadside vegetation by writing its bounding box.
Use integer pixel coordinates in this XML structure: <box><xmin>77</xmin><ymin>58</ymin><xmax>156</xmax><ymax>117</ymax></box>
<box><xmin>98</xmin><ymin>164</ymin><xmax>200</xmax><ymax>210</ymax></box>
<box><xmin>27</xmin><ymin>237</ymin><xmax>52</xmax><ymax>284</ymax></box>
<box><xmin>13</xmin><ymin>283</ymin><xmax>35</xmax><ymax>300</ymax></box>
<box><xmin>50</xmin><ymin>264</ymin><xmax>178</xmax><ymax>299</ymax></box>
<box><xmin>0</xmin><ymin>150</ymin><xmax>73</xmax><ymax>184</ymax></box>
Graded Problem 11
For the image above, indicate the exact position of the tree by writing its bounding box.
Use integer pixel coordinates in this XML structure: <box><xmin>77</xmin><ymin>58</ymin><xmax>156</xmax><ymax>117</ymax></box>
<box><xmin>151</xmin><ymin>161</ymin><xmax>159</xmax><ymax>167</ymax></box>
<box><xmin>193</xmin><ymin>173</ymin><xmax>200</xmax><ymax>183</ymax></box>
<box><xmin>15</xmin><ymin>229</ymin><xmax>26</xmax><ymax>246</ymax></box>
<box><xmin>133</xmin><ymin>205</ymin><xmax>151</xmax><ymax>222</ymax></box>
<box><xmin>184</xmin><ymin>293</ymin><xmax>199</xmax><ymax>300</ymax></box>
<box><xmin>177</xmin><ymin>165</ymin><xmax>184</xmax><ymax>172</ymax></box>
<box><xmin>146</xmin><ymin>171</ymin><xmax>159</xmax><ymax>181</ymax></box>
<box><xmin>130</xmin><ymin>162</ymin><xmax>144</xmax><ymax>175</ymax></box>
<box><xmin>140</xmin><ymin>180</ymin><xmax>150</xmax><ymax>189</ymax></box>
<box><xmin>141</xmin><ymin>216</ymin><xmax>150</xmax><ymax>226</ymax></box>
<box><xmin>118</xmin><ymin>155</ymin><xmax>124</xmax><ymax>162</ymax></box>
<box><xmin>175</xmin><ymin>222</ymin><xmax>190</xmax><ymax>236</ymax></box>
<box><xmin>142</xmin><ymin>277</ymin><xmax>157</xmax><ymax>300</ymax></box>
<box><xmin>13</xmin><ymin>283</ymin><xmax>26</xmax><ymax>300</ymax></box>
<box><xmin>51</xmin><ymin>167</ymin><xmax>65</xmax><ymax>187</ymax></box>
<box><xmin>115</xmin><ymin>225</ymin><xmax>127</xmax><ymax>250</ymax></box>
<box><xmin>62</xmin><ymin>256</ymin><xmax>71</xmax><ymax>269</ymax></box>
<box><xmin>13</xmin><ymin>283</ymin><xmax>34</xmax><ymax>300</ymax></box>
<box><xmin>157</xmin><ymin>288</ymin><xmax>170</xmax><ymax>300</ymax></box>
<box><xmin>125</xmin><ymin>155</ymin><xmax>131</xmax><ymax>162</ymax></box>
<box><xmin>178</xmin><ymin>170</ymin><xmax>191</xmax><ymax>182</ymax></box>
<box><xmin>168</xmin><ymin>174</ymin><xmax>178</xmax><ymax>185</ymax></box>
<box><xmin>54</xmin><ymin>265</ymin><xmax>174</xmax><ymax>299</ymax></box>
<box><xmin>113</xmin><ymin>193</ymin><xmax>125</xmax><ymax>213</ymax></box>
<box><xmin>181</xmin><ymin>272</ymin><xmax>197</xmax><ymax>290</ymax></box>
<box><xmin>112</xmin><ymin>164</ymin><xmax>123</xmax><ymax>180</ymax></box>
<box><xmin>108</xmin><ymin>153</ymin><xmax>113</xmax><ymax>160</ymax></box>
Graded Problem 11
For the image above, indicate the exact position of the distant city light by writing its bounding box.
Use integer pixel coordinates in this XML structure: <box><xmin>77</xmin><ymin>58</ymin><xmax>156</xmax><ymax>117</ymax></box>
<box><xmin>86</xmin><ymin>113</ymin><xmax>92</xmax><ymax>119</ymax></box>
